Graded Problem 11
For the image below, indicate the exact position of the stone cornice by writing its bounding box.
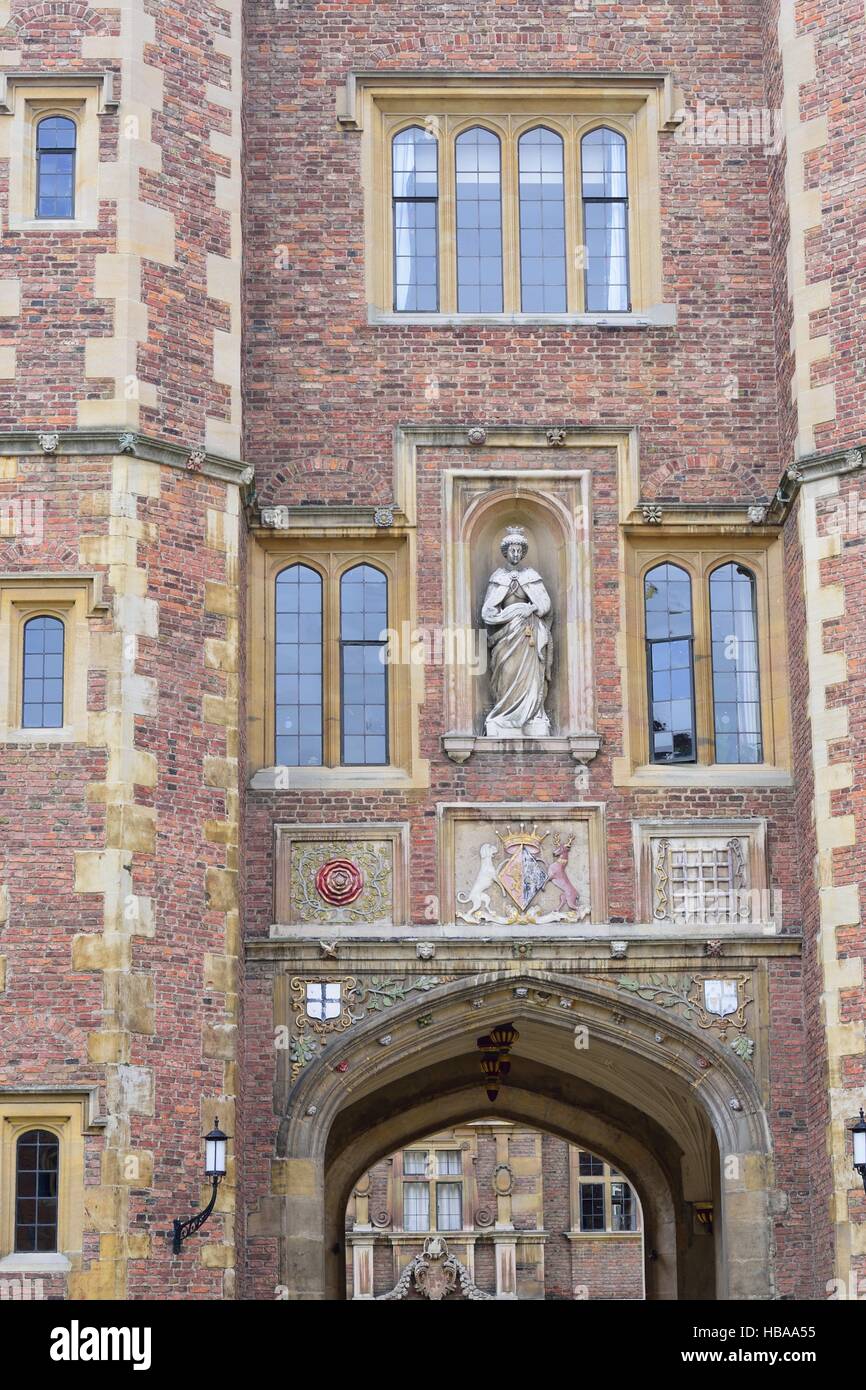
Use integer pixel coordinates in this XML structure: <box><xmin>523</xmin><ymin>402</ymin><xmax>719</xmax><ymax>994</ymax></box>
<box><xmin>764</xmin><ymin>443</ymin><xmax>866</xmax><ymax>523</ymax></box>
<box><xmin>337</xmin><ymin>69</ymin><xmax>685</xmax><ymax>131</ymax></box>
<box><xmin>0</xmin><ymin>70</ymin><xmax>118</xmax><ymax>116</ymax></box>
<box><xmin>0</xmin><ymin>430</ymin><xmax>253</xmax><ymax>487</ymax></box>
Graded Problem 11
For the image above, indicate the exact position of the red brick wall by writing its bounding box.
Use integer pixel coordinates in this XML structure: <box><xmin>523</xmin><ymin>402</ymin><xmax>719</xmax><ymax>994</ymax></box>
<box><xmin>0</xmin><ymin>455</ymin><xmax>241</xmax><ymax>1299</ymax></box>
<box><xmin>0</xmin><ymin>0</ymin><xmax>235</xmax><ymax>442</ymax></box>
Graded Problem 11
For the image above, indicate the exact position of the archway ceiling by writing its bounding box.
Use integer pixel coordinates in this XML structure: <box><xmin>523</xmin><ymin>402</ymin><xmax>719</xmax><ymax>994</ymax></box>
<box><xmin>334</xmin><ymin>1014</ymin><xmax>714</xmax><ymax>1164</ymax></box>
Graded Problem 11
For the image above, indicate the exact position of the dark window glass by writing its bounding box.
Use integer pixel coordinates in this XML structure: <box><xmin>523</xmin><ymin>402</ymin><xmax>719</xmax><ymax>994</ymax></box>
<box><xmin>392</xmin><ymin>126</ymin><xmax>438</xmax><ymax>312</ymax></box>
<box><xmin>15</xmin><ymin>1129</ymin><xmax>59</xmax><ymax>1253</ymax></box>
<box><xmin>455</xmin><ymin>127</ymin><xmax>503</xmax><ymax>313</ymax></box>
<box><xmin>275</xmin><ymin>564</ymin><xmax>323</xmax><ymax>767</ymax></box>
<box><xmin>611</xmin><ymin>1181</ymin><xmax>636</xmax><ymax>1232</ymax></box>
<box><xmin>709</xmin><ymin>563</ymin><xmax>763</xmax><ymax>764</ymax></box>
<box><xmin>644</xmin><ymin>563</ymin><xmax>696</xmax><ymax>763</ymax></box>
<box><xmin>36</xmin><ymin>116</ymin><xmax>76</xmax><ymax>219</ymax></box>
<box><xmin>580</xmin><ymin>1182</ymin><xmax>606</xmax><ymax>1232</ymax></box>
<box><xmin>340</xmin><ymin>564</ymin><xmax>388</xmax><ymax>765</ymax></box>
<box><xmin>22</xmin><ymin>615</ymin><xmax>64</xmax><ymax>728</ymax></box>
<box><xmin>581</xmin><ymin>126</ymin><xmax>629</xmax><ymax>311</ymax></box>
<box><xmin>578</xmin><ymin>1150</ymin><xmax>604</xmax><ymax>1176</ymax></box>
<box><xmin>518</xmin><ymin>126</ymin><xmax>566</xmax><ymax>312</ymax></box>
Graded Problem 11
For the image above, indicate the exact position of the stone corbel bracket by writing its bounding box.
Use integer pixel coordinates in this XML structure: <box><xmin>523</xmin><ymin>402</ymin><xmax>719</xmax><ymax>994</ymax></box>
<box><xmin>442</xmin><ymin>731</ymin><xmax>601</xmax><ymax>765</ymax></box>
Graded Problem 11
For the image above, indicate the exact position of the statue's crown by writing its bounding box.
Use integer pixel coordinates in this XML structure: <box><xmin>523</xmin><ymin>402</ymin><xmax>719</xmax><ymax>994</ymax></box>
<box><xmin>500</xmin><ymin>526</ymin><xmax>528</xmax><ymax>553</ymax></box>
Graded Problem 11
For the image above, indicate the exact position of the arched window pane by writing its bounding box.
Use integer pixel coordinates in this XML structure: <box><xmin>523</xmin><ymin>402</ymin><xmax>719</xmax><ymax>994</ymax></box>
<box><xmin>644</xmin><ymin>563</ymin><xmax>696</xmax><ymax>763</ymax></box>
<box><xmin>581</xmin><ymin>127</ymin><xmax>629</xmax><ymax>312</ymax></box>
<box><xmin>392</xmin><ymin>127</ymin><xmax>438</xmax><ymax>312</ymax></box>
<box><xmin>710</xmin><ymin>563</ymin><xmax>763</xmax><ymax>764</ymax></box>
<box><xmin>22</xmin><ymin>615</ymin><xmax>64</xmax><ymax>728</ymax></box>
<box><xmin>36</xmin><ymin>116</ymin><xmax>76</xmax><ymax>219</ymax></box>
<box><xmin>456</xmin><ymin>127</ymin><xmax>503</xmax><ymax>313</ymax></box>
<box><xmin>518</xmin><ymin>127</ymin><xmax>566</xmax><ymax>312</ymax></box>
<box><xmin>340</xmin><ymin>564</ymin><xmax>388</xmax><ymax>766</ymax></box>
<box><xmin>15</xmin><ymin>1129</ymin><xmax>59</xmax><ymax>1253</ymax></box>
<box><xmin>275</xmin><ymin>565</ymin><xmax>322</xmax><ymax>766</ymax></box>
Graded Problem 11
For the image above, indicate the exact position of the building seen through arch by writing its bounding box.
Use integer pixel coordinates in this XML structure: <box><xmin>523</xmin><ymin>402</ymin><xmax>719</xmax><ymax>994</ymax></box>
<box><xmin>346</xmin><ymin>1123</ymin><xmax>644</xmax><ymax>1300</ymax></box>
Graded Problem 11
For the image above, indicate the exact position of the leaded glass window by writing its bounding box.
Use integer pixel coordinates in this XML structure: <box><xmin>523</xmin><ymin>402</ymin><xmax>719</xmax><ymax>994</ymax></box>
<box><xmin>644</xmin><ymin>563</ymin><xmax>696</xmax><ymax>763</ymax></box>
<box><xmin>518</xmin><ymin>126</ymin><xmax>567</xmax><ymax>312</ymax></box>
<box><xmin>580</xmin><ymin>1182</ymin><xmax>606</xmax><ymax>1232</ymax></box>
<box><xmin>436</xmin><ymin>1182</ymin><xmax>463</xmax><ymax>1231</ymax></box>
<box><xmin>436</xmin><ymin>1150</ymin><xmax>461</xmax><ymax>1176</ymax></box>
<box><xmin>15</xmin><ymin>1129</ymin><xmax>59</xmax><ymax>1253</ymax></box>
<box><xmin>581</xmin><ymin>126</ymin><xmax>629</xmax><ymax>311</ymax></box>
<box><xmin>275</xmin><ymin>564</ymin><xmax>323</xmax><ymax>766</ymax></box>
<box><xmin>36</xmin><ymin>116</ymin><xmax>76</xmax><ymax>219</ymax></box>
<box><xmin>455</xmin><ymin>126</ymin><xmax>503</xmax><ymax>312</ymax></box>
<box><xmin>22</xmin><ymin>615</ymin><xmax>64</xmax><ymax>729</ymax></box>
<box><xmin>611</xmin><ymin>1181</ymin><xmax>636</xmax><ymax>1232</ymax></box>
<box><xmin>709</xmin><ymin>563</ymin><xmax>762</xmax><ymax>764</ymax></box>
<box><xmin>340</xmin><ymin>564</ymin><xmax>388</xmax><ymax>766</ymax></box>
<box><xmin>403</xmin><ymin>1182</ymin><xmax>430</xmax><ymax>1231</ymax></box>
<box><xmin>392</xmin><ymin>126</ymin><xmax>439</xmax><ymax>312</ymax></box>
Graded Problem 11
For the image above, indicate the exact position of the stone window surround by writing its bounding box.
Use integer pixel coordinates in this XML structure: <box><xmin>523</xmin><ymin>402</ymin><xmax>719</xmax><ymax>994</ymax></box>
<box><xmin>568</xmin><ymin>1147</ymin><xmax>642</xmax><ymax>1236</ymax></box>
<box><xmin>248</xmin><ymin>530</ymin><xmax>428</xmax><ymax>790</ymax></box>
<box><xmin>0</xmin><ymin>1091</ymin><xmax>96</xmax><ymax>1272</ymax></box>
<box><xmin>0</xmin><ymin>573</ymin><xmax>108</xmax><ymax>744</ymax></box>
<box><xmin>616</xmin><ymin>530</ymin><xmax>792</xmax><ymax>788</ymax></box>
<box><xmin>0</xmin><ymin>74</ymin><xmax>116</xmax><ymax>234</ymax></box>
<box><xmin>340</xmin><ymin>70</ymin><xmax>680</xmax><ymax>326</ymax></box>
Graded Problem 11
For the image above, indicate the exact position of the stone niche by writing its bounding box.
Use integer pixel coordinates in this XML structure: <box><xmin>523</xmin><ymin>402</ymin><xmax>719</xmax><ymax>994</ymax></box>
<box><xmin>272</xmin><ymin>822</ymin><xmax>409</xmax><ymax>932</ymax></box>
<box><xmin>441</xmin><ymin>467</ymin><xmax>600</xmax><ymax>766</ymax></box>
<box><xmin>438</xmin><ymin>802</ymin><xmax>607</xmax><ymax>926</ymax></box>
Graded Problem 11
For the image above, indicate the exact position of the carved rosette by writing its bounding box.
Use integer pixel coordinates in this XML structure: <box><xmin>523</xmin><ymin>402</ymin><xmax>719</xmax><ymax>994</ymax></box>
<box><xmin>291</xmin><ymin>840</ymin><xmax>392</xmax><ymax>924</ymax></box>
<box><xmin>315</xmin><ymin>858</ymin><xmax>364</xmax><ymax>906</ymax></box>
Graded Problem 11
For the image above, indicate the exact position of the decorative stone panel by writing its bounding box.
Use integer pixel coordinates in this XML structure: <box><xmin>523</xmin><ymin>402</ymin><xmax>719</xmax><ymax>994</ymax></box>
<box><xmin>633</xmin><ymin>820</ymin><xmax>770</xmax><ymax>928</ymax></box>
<box><xmin>273</xmin><ymin>823</ymin><xmax>409</xmax><ymax>929</ymax></box>
<box><xmin>438</xmin><ymin>802</ymin><xmax>607</xmax><ymax>926</ymax></box>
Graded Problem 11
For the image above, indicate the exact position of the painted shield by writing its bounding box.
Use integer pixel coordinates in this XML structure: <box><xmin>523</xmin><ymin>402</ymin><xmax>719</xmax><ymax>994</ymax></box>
<box><xmin>498</xmin><ymin>844</ymin><xmax>549</xmax><ymax>911</ymax></box>
<box><xmin>703</xmin><ymin>979</ymin><xmax>739</xmax><ymax>1018</ymax></box>
<box><xmin>306</xmin><ymin>981</ymin><xmax>342</xmax><ymax>1021</ymax></box>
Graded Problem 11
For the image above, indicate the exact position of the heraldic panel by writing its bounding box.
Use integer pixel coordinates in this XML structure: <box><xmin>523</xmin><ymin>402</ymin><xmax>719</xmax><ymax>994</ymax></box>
<box><xmin>438</xmin><ymin>802</ymin><xmax>607</xmax><ymax>927</ymax></box>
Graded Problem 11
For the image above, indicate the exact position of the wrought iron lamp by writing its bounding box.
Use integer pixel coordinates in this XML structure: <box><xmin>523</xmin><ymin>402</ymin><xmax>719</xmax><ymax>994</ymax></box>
<box><xmin>852</xmin><ymin>1109</ymin><xmax>866</xmax><ymax>1194</ymax></box>
<box><xmin>172</xmin><ymin>1118</ymin><xmax>229</xmax><ymax>1254</ymax></box>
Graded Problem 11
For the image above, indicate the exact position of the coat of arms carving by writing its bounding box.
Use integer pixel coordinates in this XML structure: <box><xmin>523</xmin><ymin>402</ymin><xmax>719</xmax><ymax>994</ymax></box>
<box><xmin>456</xmin><ymin>823</ymin><xmax>589</xmax><ymax>925</ymax></box>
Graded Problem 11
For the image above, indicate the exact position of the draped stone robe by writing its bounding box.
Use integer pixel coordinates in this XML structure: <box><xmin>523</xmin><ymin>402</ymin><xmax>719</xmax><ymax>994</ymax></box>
<box><xmin>480</xmin><ymin>564</ymin><xmax>553</xmax><ymax>736</ymax></box>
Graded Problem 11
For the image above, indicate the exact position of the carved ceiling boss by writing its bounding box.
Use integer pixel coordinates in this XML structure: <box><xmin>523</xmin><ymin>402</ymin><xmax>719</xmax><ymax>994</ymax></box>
<box><xmin>481</xmin><ymin>527</ymin><xmax>553</xmax><ymax>738</ymax></box>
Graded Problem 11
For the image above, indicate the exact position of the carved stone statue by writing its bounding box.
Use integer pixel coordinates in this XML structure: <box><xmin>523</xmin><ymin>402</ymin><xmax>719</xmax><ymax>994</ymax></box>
<box><xmin>481</xmin><ymin>527</ymin><xmax>552</xmax><ymax>737</ymax></box>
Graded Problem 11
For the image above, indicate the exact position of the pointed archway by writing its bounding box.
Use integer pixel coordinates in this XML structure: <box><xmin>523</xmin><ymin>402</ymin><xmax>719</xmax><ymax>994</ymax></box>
<box><xmin>276</xmin><ymin>971</ymin><xmax>775</xmax><ymax>1300</ymax></box>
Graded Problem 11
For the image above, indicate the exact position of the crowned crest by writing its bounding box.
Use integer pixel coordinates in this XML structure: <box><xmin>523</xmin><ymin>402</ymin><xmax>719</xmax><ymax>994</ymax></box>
<box><xmin>496</xmin><ymin>823</ymin><xmax>549</xmax><ymax>911</ymax></box>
